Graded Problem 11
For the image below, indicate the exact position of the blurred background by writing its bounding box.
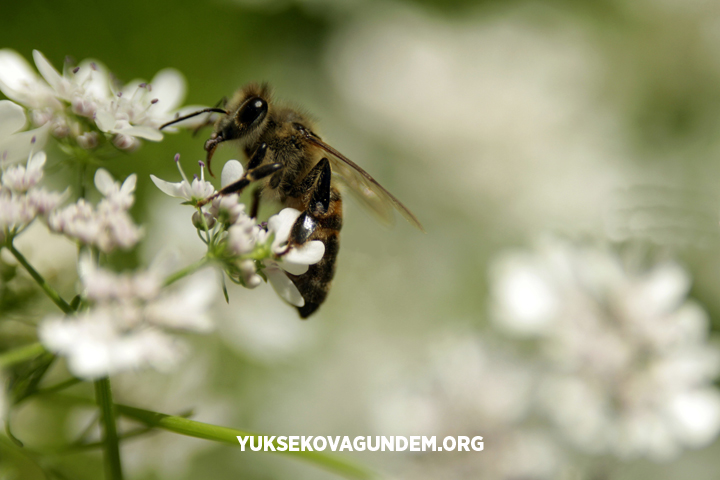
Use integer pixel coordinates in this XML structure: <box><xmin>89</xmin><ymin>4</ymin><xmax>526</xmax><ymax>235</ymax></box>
<box><xmin>4</xmin><ymin>0</ymin><xmax>720</xmax><ymax>478</ymax></box>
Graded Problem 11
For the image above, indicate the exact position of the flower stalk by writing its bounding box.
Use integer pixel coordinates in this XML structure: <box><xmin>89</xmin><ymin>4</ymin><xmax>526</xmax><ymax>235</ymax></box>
<box><xmin>94</xmin><ymin>378</ymin><xmax>123</xmax><ymax>480</ymax></box>
<box><xmin>5</xmin><ymin>241</ymin><xmax>72</xmax><ymax>314</ymax></box>
<box><xmin>0</xmin><ymin>342</ymin><xmax>45</xmax><ymax>368</ymax></box>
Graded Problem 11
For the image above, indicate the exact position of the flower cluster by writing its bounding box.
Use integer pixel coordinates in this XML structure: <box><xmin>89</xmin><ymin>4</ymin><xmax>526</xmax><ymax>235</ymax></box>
<box><xmin>39</xmin><ymin>254</ymin><xmax>215</xmax><ymax>379</ymax></box>
<box><xmin>0</xmin><ymin>143</ymin><xmax>67</xmax><ymax>243</ymax></box>
<box><xmin>490</xmin><ymin>238</ymin><xmax>720</xmax><ymax>460</ymax></box>
<box><xmin>0</xmin><ymin>49</ymin><xmax>204</xmax><ymax>157</ymax></box>
<box><xmin>151</xmin><ymin>156</ymin><xmax>325</xmax><ymax>308</ymax></box>
<box><xmin>372</xmin><ymin>335</ymin><xmax>562</xmax><ymax>480</ymax></box>
<box><xmin>48</xmin><ymin>169</ymin><xmax>142</xmax><ymax>253</ymax></box>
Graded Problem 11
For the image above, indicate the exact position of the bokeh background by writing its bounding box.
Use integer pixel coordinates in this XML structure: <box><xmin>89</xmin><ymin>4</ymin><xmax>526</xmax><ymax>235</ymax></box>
<box><xmin>4</xmin><ymin>0</ymin><xmax>720</xmax><ymax>478</ymax></box>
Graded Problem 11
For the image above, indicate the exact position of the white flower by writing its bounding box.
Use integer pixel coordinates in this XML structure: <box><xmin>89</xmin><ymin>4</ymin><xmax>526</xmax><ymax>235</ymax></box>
<box><xmin>226</xmin><ymin>216</ymin><xmax>257</xmax><ymax>256</ymax></box>
<box><xmin>94</xmin><ymin>68</ymin><xmax>206</xmax><ymax>142</ymax></box>
<box><xmin>263</xmin><ymin>208</ymin><xmax>326</xmax><ymax>275</ymax></box>
<box><xmin>0</xmin><ymin>49</ymin><xmax>202</xmax><ymax>150</ymax></box>
<box><xmin>0</xmin><ymin>50</ymin><xmax>61</xmax><ymax>111</ymax></box>
<box><xmin>48</xmin><ymin>169</ymin><xmax>141</xmax><ymax>252</ymax></box>
<box><xmin>30</xmin><ymin>50</ymin><xmax>112</xmax><ymax>114</ymax></box>
<box><xmin>0</xmin><ymin>99</ymin><xmax>50</xmax><ymax>164</ymax></box>
<box><xmin>257</xmin><ymin>208</ymin><xmax>325</xmax><ymax>307</ymax></box>
<box><xmin>94</xmin><ymin>168</ymin><xmax>136</xmax><ymax>210</ymax></box>
<box><xmin>39</xmin><ymin>255</ymin><xmax>216</xmax><ymax>379</ymax></box>
<box><xmin>0</xmin><ymin>147</ymin><xmax>64</xmax><ymax>240</ymax></box>
<box><xmin>0</xmin><ymin>193</ymin><xmax>36</xmax><ymax>240</ymax></box>
<box><xmin>490</xmin><ymin>238</ymin><xmax>720</xmax><ymax>459</ymax></box>
<box><xmin>150</xmin><ymin>155</ymin><xmax>215</xmax><ymax>204</ymax></box>
<box><xmin>2</xmin><ymin>150</ymin><xmax>46</xmax><ymax>192</ymax></box>
<box><xmin>371</xmin><ymin>334</ymin><xmax>562</xmax><ymax>480</ymax></box>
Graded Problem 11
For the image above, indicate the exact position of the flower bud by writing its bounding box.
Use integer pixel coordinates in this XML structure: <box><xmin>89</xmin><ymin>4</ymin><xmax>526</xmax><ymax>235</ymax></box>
<box><xmin>192</xmin><ymin>210</ymin><xmax>216</xmax><ymax>230</ymax></box>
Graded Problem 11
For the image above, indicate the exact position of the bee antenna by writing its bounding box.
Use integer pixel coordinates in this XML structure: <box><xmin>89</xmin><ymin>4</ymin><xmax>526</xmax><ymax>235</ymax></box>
<box><xmin>159</xmin><ymin>108</ymin><xmax>228</xmax><ymax>130</ymax></box>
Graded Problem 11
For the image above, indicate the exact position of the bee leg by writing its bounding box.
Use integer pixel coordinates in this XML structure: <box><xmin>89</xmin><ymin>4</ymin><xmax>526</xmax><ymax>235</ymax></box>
<box><xmin>247</xmin><ymin>142</ymin><xmax>267</xmax><ymax>170</ymax></box>
<box><xmin>250</xmin><ymin>186</ymin><xmax>263</xmax><ymax>219</ymax></box>
<box><xmin>197</xmin><ymin>162</ymin><xmax>282</xmax><ymax>207</ymax></box>
<box><xmin>287</xmin><ymin>158</ymin><xmax>332</xmax><ymax>245</ymax></box>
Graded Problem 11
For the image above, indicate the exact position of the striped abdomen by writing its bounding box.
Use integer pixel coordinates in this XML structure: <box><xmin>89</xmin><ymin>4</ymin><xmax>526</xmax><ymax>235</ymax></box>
<box><xmin>286</xmin><ymin>187</ymin><xmax>342</xmax><ymax>318</ymax></box>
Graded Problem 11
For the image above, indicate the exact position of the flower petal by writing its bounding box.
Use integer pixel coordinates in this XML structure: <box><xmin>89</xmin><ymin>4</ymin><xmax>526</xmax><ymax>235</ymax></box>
<box><xmin>121</xmin><ymin>173</ymin><xmax>137</xmax><ymax>195</ymax></box>
<box><xmin>0</xmin><ymin>100</ymin><xmax>27</xmax><ymax>136</ymax></box>
<box><xmin>94</xmin><ymin>168</ymin><xmax>116</xmax><ymax>196</ymax></box>
<box><xmin>281</xmin><ymin>240</ymin><xmax>326</xmax><ymax>272</ymax></box>
<box><xmin>115</xmin><ymin>125</ymin><xmax>163</xmax><ymax>141</ymax></box>
<box><xmin>221</xmin><ymin>160</ymin><xmax>244</xmax><ymax>188</ymax></box>
<box><xmin>149</xmin><ymin>68</ymin><xmax>186</xmax><ymax>113</ymax></box>
<box><xmin>266</xmin><ymin>266</ymin><xmax>305</xmax><ymax>307</ymax></box>
<box><xmin>267</xmin><ymin>208</ymin><xmax>302</xmax><ymax>251</ymax></box>
<box><xmin>0</xmin><ymin>50</ymin><xmax>38</xmax><ymax>92</ymax></box>
<box><xmin>0</xmin><ymin>122</ymin><xmax>51</xmax><ymax>165</ymax></box>
<box><xmin>94</xmin><ymin>109</ymin><xmax>117</xmax><ymax>132</ymax></box>
<box><xmin>150</xmin><ymin>174</ymin><xmax>187</xmax><ymax>198</ymax></box>
<box><xmin>0</xmin><ymin>50</ymin><xmax>59</xmax><ymax>109</ymax></box>
<box><xmin>75</xmin><ymin>59</ymin><xmax>112</xmax><ymax>101</ymax></box>
<box><xmin>32</xmin><ymin>50</ymin><xmax>64</xmax><ymax>94</ymax></box>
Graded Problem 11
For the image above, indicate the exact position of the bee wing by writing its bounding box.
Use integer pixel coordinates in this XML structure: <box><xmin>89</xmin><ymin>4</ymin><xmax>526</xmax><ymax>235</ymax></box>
<box><xmin>304</xmin><ymin>135</ymin><xmax>425</xmax><ymax>232</ymax></box>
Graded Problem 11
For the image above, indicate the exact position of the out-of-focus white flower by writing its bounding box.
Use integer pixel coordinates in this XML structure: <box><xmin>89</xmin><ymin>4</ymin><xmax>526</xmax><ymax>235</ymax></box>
<box><xmin>372</xmin><ymin>334</ymin><xmax>562</xmax><ymax>480</ymax></box>
<box><xmin>48</xmin><ymin>169</ymin><xmax>141</xmax><ymax>252</ymax></box>
<box><xmin>94</xmin><ymin>68</ymin><xmax>207</xmax><ymax>143</ymax></box>
<box><xmin>490</xmin><ymin>238</ymin><xmax>720</xmax><ymax>460</ymax></box>
<box><xmin>0</xmin><ymin>147</ymin><xmax>65</xmax><ymax>241</ymax></box>
<box><xmin>0</xmin><ymin>49</ymin><xmax>202</xmax><ymax>150</ymax></box>
<box><xmin>2</xmin><ymin>150</ymin><xmax>46</xmax><ymax>193</ymax></box>
<box><xmin>0</xmin><ymin>99</ymin><xmax>50</xmax><ymax>164</ymax></box>
<box><xmin>0</xmin><ymin>50</ymin><xmax>61</xmax><ymax>111</ymax></box>
<box><xmin>94</xmin><ymin>168</ymin><xmax>136</xmax><ymax>210</ymax></box>
<box><xmin>39</xmin><ymin>255</ymin><xmax>216</xmax><ymax>379</ymax></box>
<box><xmin>150</xmin><ymin>155</ymin><xmax>215</xmax><ymax>205</ymax></box>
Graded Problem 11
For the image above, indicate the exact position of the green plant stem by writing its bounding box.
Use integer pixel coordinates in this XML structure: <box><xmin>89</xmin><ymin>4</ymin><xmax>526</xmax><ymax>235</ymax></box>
<box><xmin>47</xmin><ymin>394</ymin><xmax>375</xmax><ymax>480</ymax></box>
<box><xmin>163</xmin><ymin>257</ymin><xmax>211</xmax><ymax>286</ymax></box>
<box><xmin>94</xmin><ymin>378</ymin><xmax>123</xmax><ymax>480</ymax></box>
<box><xmin>118</xmin><ymin>405</ymin><xmax>375</xmax><ymax>480</ymax></box>
<box><xmin>5</xmin><ymin>242</ymin><xmax>72</xmax><ymax>314</ymax></box>
<box><xmin>0</xmin><ymin>342</ymin><xmax>45</xmax><ymax>368</ymax></box>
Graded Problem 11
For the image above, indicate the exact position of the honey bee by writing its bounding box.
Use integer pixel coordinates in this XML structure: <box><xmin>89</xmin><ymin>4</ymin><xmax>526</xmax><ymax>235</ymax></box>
<box><xmin>161</xmin><ymin>83</ymin><xmax>423</xmax><ymax>318</ymax></box>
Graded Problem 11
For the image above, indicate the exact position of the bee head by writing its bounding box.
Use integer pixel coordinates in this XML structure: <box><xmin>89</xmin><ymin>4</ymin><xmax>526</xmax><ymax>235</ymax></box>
<box><xmin>204</xmin><ymin>84</ymin><xmax>271</xmax><ymax>176</ymax></box>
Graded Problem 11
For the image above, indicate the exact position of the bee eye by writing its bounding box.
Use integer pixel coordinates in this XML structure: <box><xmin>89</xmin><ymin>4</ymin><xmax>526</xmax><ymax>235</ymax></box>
<box><xmin>236</xmin><ymin>96</ymin><xmax>268</xmax><ymax>127</ymax></box>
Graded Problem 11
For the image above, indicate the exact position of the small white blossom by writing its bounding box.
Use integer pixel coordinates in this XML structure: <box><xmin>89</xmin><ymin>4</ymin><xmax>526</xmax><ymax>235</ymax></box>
<box><xmin>94</xmin><ymin>168</ymin><xmax>136</xmax><ymax>210</ymax></box>
<box><xmin>150</xmin><ymin>155</ymin><xmax>215</xmax><ymax>204</ymax></box>
<box><xmin>39</xmin><ymin>255</ymin><xmax>216</xmax><ymax>379</ymax></box>
<box><xmin>0</xmin><ymin>49</ymin><xmax>202</xmax><ymax>150</ymax></box>
<box><xmin>210</xmin><ymin>194</ymin><xmax>245</xmax><ymax>225</ymax></box>
<box><xmin>0</xmin><ymin>147</ymin><xmax>64</xmax><ymax>240</ymax></box>
<box><xmin>2</xmin><ymin>150</ymin><xmax>46</xmax><ymax>192</ymax></box>
<box><xmin>490</xmin><ymin>238</ymin><xmax>720</xmax><ymax>460</ymax></box>
<box><xmin>94</xmin><ymin>68</ymin><xmax>207</xmax><ymax>142</ymax></box>
<box><xmin>226</xmin><ymin>216</ymin><xmax>257</xmax><ymax>256</ymax></box>
<box><xmin>48</xmin><ymin>169</ymin><xmax>141</xmax><ymax>252</ymax></box>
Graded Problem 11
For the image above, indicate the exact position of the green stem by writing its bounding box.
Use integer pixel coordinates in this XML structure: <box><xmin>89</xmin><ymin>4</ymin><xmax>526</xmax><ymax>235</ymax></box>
<box><xmin>0</xmin><ymin>342</ymin><xmax>45</xmax><ymax>368</ymax></box>
<box><xmin>94</xmin><ymin>378</ymin><xmax>123</xmax><ymax>480</ymax></box>
<box><xmin>46</xmin><ymin>394</ymin><xmax>375</xmax><ymax>480</ymax></box>
<box><xmin>117</xmin><ymin>405</ymin><xmax>375</xmax><ymax>480</ymax></box>
<box><xmin>163</xmin><ymin>257</ymin><xmax>211</xmax><ymax>287</ymax></box>
<box><xmin>5</xmin><ymin>242</ymin><xmax>72</xmax><ymax>314</ymax></box>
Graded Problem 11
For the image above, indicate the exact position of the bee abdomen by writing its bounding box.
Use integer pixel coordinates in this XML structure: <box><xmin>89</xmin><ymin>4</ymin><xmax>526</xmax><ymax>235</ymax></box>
<box><xmin>288</xmin><ymin>229</ymin><xmax>340</xmax><ymax>319</ymax></box>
